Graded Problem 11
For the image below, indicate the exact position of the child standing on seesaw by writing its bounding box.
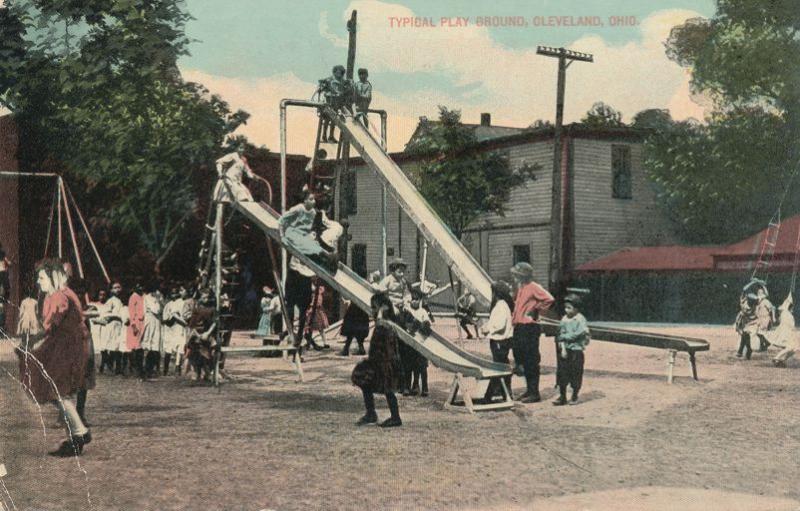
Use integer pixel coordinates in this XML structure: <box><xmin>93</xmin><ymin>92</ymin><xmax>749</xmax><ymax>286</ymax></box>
<box><xmin>553</xmin><ymin>293</ymin><xmax>590</xmax><ymax>406</ymax></box>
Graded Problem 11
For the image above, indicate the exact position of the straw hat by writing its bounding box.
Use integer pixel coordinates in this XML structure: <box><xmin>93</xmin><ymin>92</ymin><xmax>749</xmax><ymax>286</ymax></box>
<box><xmin>510</xmin><ymin>262</ymin><xmax>534</xmax><ymax>278</ymax></box>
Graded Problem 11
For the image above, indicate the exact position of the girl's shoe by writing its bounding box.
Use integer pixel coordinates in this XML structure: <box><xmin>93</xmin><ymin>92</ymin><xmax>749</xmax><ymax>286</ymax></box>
<box><xmin>48</xmin><ymin>431</ymin><xmax>90</xmax><ymax>457</ymax></box>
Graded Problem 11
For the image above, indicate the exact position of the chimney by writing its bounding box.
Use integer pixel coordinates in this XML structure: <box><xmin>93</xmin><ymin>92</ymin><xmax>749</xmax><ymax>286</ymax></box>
<box><xmin>480</xmin><ymin>113</ymin><xmax>491</xmax><ymax>126</ymax></box>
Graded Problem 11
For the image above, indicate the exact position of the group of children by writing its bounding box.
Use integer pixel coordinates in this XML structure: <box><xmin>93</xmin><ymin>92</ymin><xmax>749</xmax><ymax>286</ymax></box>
<box><xmin>317</xmin><ymin>65</ymin><xmax>373</xmax><ymax>142</ymax></box>
<box><xmin>480</xmin><ymin>265</ymin><xmax>590</xmax><ymax>406</ymax></box>
<box><xmin>735</xmin><ymin>278</ymin><xmax>800</xmax><ymax>366</ymax></box>
<box><xmin>88</xmin><ymin>282</ymin><xmax>193</xmax><ymax>379</ymax></box>
<box><xmin>17</xmin><ymin>279</ymin><xmax>223</xmax><ymax>382</ymax></box>
<box><xmin>348</xmin><ymin>260</ymin><xmax>593</xmax><ymax>428</ymax></box>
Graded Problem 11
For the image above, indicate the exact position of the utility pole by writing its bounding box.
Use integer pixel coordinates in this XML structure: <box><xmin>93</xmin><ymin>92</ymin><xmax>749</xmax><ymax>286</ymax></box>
<box><xmin>345</xmin><ymin>11</ymin><xmax>357</xmax><ymax>81</ymax></box>
<box><xmin>537</xmin><ymin>46</ymin><xmax>593</xmax><ymax>295</ymax></box>
<box><xmin>338</xmin><ymin>10</ymin><xmax>357</xmax><ymax>226</ymax></box>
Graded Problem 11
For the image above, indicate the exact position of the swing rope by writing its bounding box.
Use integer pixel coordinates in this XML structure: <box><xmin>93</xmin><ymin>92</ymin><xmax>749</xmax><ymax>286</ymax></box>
<box><xmin>749</xmin><ymin>159</ymin><xmax>800</xmax><ymax>284</ymax></box>
<box><xmin>790</xmin><ymin>225</ymin><xmax>800</xmax><ymax>294</ymax></box>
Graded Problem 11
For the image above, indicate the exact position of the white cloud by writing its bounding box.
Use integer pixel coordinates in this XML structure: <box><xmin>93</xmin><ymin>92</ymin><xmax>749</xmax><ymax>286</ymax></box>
<box><xmin>182</xmin><ymin>3</ymin><xmax>709</xmax><ymax>154</ymax></box>
<box><xmin>319</xmin><ymin>11</ymin><xmax>348</xmax><ymax>48</ymax></box>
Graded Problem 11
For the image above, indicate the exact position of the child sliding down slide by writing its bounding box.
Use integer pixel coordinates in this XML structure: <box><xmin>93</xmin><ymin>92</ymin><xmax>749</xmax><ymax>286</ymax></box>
<box><xmin>278</xmin><ymin>188</ymin><xmax>342</xmax><ymax>273</ymax></box>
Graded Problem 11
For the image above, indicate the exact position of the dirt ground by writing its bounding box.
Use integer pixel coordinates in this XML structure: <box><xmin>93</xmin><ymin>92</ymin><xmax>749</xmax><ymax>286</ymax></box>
<box><xmin>1</xmin><ymin>319</ymin><xmax>799</xmax><ymax>511</ymax></box>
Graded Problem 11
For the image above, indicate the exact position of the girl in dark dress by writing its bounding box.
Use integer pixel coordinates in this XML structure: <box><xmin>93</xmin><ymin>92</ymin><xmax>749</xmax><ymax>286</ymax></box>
<box><xmin>338</xmin><ymin>299</ymin><xmax>370</xmax><ymax>356</ymax></box>
<box><xmin>351</xmin><ymin>292</ymin><xmax>402</xmax><ymax>427</ymax></box>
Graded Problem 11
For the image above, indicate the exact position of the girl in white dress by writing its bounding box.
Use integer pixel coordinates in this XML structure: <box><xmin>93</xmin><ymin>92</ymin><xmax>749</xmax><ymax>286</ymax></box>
<box><xmin>141</xmin><ymin>284</ymin><xmax>163</xmax><ymax>378</ymax></box>
<box><xmin>162</xmin><ymin>286</ymin><xmax>189</xmax><ymax>376</ymax></box>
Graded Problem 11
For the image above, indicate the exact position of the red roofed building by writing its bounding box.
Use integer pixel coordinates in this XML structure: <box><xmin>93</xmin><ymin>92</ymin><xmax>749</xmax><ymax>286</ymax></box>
<box><xmin>574</xmin><ymin>215</ymin><xmax>800</xmax><ymax>323</ymax></box>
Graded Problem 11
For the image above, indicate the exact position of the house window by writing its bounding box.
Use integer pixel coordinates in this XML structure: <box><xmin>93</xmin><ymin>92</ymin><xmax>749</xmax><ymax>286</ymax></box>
<box><xmin>513</xmin><ymin>244</ymin><xmax>531</xmax><ymax>265</ymax></box>
<box><xmin>351</xmin><ymin>244</ymin><xmax>367</xmax><ymax>278</ymax></box>
<box><xmin>612</xmin><ymin>145</ymin><xmax>632</xmax><ymax>199</ymax></box>
<box><xmin>339</xmin><ymin>168</ymin><xmax>357</xmax><ymax>216</ymax></box>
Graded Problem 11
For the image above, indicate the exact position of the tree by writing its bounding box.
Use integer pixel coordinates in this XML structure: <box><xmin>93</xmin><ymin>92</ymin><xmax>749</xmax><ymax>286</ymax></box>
<box><xmin>0</xmin><ymin>0</ymin><xmax>248</xmax><ymax>273</ymax></box>
<box><xmin>581</xmin><ymin>102</ymin><xmax>624</xmax><ymax>127</ymax></box>
<box><xmin>527</xmin><ymin>119</ymin><xmax>553</xmax><ymax>130</ymax></box>
<box><xmin>643</xmin><ymin>108</ymin><xmax>791</xmax><ymax>243</ymax></box>
<box><xmin>631</xmin><ymin>109</ymin><xmax>673</xmax><ymax>131</ymax></box>
<box><xmin>643</xmin><ymin>1</ymin><xmax>800</xmax><ymax>242</ymax></box>
<box><xmin>405</xmin><ymin>106</ymin><xmax>538</xmax><ymax>238</ymax></box>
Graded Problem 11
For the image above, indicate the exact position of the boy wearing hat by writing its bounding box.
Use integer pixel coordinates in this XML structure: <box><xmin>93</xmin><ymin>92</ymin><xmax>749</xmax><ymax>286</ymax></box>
<box><xmin>509</xmin><ymin>262</ymin><xmax>554</xmax><ymax>403</ymax></box>
<box><xmin>554</xmin><ymin>294</ymin><xmax>590</xmax><ymax>406</ymax></box>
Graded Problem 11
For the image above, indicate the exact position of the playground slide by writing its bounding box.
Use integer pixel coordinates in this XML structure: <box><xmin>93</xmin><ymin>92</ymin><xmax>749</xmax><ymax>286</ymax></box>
<box><xmin>329</xmin><ymin>110</ymin><xmax>494</xmax><ymax>307</ymax></box>
<box><xmin>232</xmin><ymin>199</ymin><xmax>510</xmax><ymax>380</ymax></box>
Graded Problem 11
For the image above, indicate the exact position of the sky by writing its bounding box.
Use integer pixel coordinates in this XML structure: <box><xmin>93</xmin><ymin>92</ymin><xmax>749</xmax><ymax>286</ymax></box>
<box><xmin>178</xmin><ymin>0</ymin><xmax>716</xmax><ymax>154</ymax></box>
<box><xmin>3</xmin><ymin>0</ymin><xmax>719</xmax><ymax>154</ymax></box>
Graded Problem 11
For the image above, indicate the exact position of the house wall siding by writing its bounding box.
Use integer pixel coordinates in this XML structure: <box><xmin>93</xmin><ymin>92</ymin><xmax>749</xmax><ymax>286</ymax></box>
<box><xmin>571</xmin><ymin>138</ymin><xmax>677</xmax><ymax>268</ymax></box>
<box><xmin>345</xmin><ymin>133</ymin><xmax>675</xmax><ymax>300</ymax></box>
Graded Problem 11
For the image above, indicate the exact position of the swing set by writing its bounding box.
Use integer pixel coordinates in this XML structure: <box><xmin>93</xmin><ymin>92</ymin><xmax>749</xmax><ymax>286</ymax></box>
<box><xmin>0</xmin><ymin>171</ymin><xmax>109</xmax><ymax>285</ymax></box>
<box><xmin>743</xmin><ymin>161</ymin><xmax>800</xmax><ymax>303</ymax></box>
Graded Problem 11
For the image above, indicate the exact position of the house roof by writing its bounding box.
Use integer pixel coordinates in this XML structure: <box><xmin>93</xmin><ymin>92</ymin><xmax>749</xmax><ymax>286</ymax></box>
<box><xmin>405</xmin><ymin>120</ymin><xmax>526</xmax><ymax>147</ymax></box>
<box><xmin>576</xmin><ymin>214</ymin><xmax>800</xmax><ymax>273</ymax></box>
<box><xmin>722</xmin><ymin>214</ymin><xmax>800</xmax><ymax>256</ymax></box>
<box><xmin>328</xmin><ymin>122</ymin><xmax>648</xmax><ymax>170</ymax></box>
<box><xmin>576</xmin><ymin>246</ymin><xmax>717</xmax><ymax>272</ymax></box>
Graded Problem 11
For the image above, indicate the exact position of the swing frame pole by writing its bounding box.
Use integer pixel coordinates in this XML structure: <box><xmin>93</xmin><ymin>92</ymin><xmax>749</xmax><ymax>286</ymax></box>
<box><xmin>64</xmin><ymin>183</ymin><xmax>111</xmax><ymax>283</ymax></box>
<box><xmin>0</xmin><ymin>171</ymin><xmax>109</xmax><ymax>280</ymax></box>
<box><xmin>43</xmin><ymin>185</ymin><xmax>58</xmax><ymax>258</ymax></box>
<box><xmin>56</xmin><ymin>178</ymin><xmax>63</xmax><ymax>259</ymax></box>
<box><xmin>60</xmin><ymin>178</ymin><xmax>84</xmax><ymax>278</ymax></box>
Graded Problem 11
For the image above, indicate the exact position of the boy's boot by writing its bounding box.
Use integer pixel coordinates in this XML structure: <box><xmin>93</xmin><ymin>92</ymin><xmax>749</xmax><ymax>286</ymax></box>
<box><xmin>355</xmin><ymin>340</ymin><xmax>366</xmax><ymax>356</ymax></box>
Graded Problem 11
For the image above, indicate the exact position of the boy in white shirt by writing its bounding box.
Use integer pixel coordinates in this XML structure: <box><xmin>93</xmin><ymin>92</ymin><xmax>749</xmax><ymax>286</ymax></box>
<box><xmin>480</xmin><ymin>281</ymin><xmax>514</xmax><ymax>401</ymax></box>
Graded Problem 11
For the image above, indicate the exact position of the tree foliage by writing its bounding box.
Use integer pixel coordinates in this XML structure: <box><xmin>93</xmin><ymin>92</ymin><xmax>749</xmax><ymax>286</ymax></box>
<box><xmin>644</xmin><ymin>0</ymin><xmax>800</xmax><ymax>243</ymax></box>
<box><xmin>631</xmin><ymin>109</ymin><xmax>672</xmax><ymax>131</ymax></box>
<box><xmin>581</xmin><ymin>102</ymin><xmax>624</xmax><ymax>127</ymax></box>
<box><xmin>405</xmin><ymin>106</ymin><xmax>538</xmax><ymax>238</ymax></box>
<box><xmin>0</xmin><ymin>0</ymin><xmax>248</xmax><ymax>272</ymax></box>
<box><xmin>644</xmin><ymin>108</ymin><xmax>793</xmax><ymax>243</ymax></box>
